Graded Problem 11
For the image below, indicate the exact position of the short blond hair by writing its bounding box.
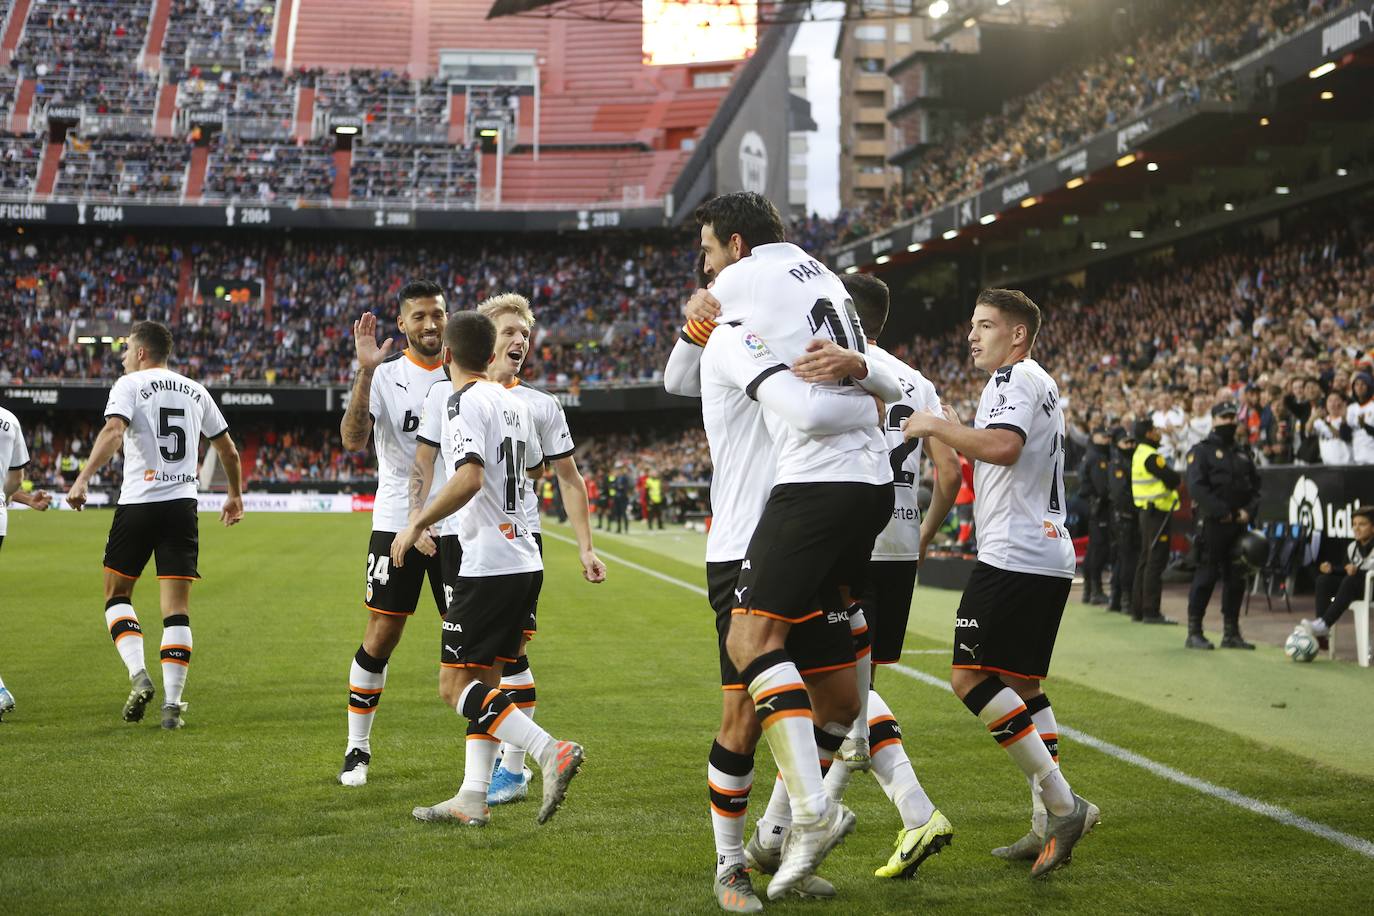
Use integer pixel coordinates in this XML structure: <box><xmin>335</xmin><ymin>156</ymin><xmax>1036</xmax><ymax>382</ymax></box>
<box><xmin>477</xmin><ymin>292</ymin><xmax>535</xmax><ymax>328</ymax></box>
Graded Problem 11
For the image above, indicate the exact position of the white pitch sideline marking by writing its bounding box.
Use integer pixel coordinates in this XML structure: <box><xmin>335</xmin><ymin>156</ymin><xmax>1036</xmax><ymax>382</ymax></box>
<box><xmin>543</xmin><ymin>531</ymin><xmax>708</xmax><ymax>597</ymax></box>
<box><xmin>545</xmin><ymin>530</ymin><xmax>1374</xmax><ymax>862</ymax></box>
<box><xmin>887</xmin><ymin>664</ymin><xmax>1374</xmax><ymax>861</ymax></box>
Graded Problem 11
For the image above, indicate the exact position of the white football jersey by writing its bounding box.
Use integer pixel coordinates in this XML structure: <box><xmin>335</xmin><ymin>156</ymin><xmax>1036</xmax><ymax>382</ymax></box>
<box><xmin>711</xmin><ymin>242</ymin><xmax>889</xmax><ymax>487</ymax></box>
<box><xmin>504</xmin><ymin>380</ymin><xmax>575</xmax><ymax>535</ymax></box>
<box><xmin>368</xmin><ymin>350</ymin><xmax>445</xmax><ymax>532</ymax></box>
<box><xmin>868</xmin><ymin>345</ymin><xmax>941</xmax><ymax>561</ymax></box>
<box><xmin>971</xmin><ymin>359</ymin><xmax>1075</xmax><ymax>579</ymax></box>
<box><xmin>1313</xmin><ymin>416</ymin><xmax>1353</xmax><ymax>466</ymax></box>
<box><xmin>103</xmin><ymin>368</ymin><xmax>228</xmax><ymax>505</ymax></box>
<box><xmin>440</xmin><ymin>379</ymin><xmax>543</xmax><ymax>577</ymax></box>
<box><xmin>0</xmin><ymin>405</ymin><xmax>30</xmax><ymax>536</ymax></box>
<box><xmin>417</xmin><ymin>376</ymin><xmax>458</xmax><ymax>536</ymax></box>
<box><xmin>699</xmin><ymin>323</ymin><xmax>785</xmax><ymax>563</ymax></box>
<box><xmin>1346</xmin><ymin>399</ymin><xmax>1374</xmax><ymax>464</ymax></box>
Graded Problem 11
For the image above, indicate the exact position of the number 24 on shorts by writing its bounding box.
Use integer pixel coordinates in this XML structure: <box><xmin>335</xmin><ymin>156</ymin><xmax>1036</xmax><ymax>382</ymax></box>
<box><xmin>366</xmin><ymin>552</ymin><xmax>391</xmax><ymax>601</ymax></box>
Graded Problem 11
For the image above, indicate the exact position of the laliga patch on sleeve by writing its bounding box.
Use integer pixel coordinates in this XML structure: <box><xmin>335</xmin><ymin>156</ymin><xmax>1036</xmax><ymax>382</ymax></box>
<box><xmin>742</xmin><ymin>332</ymin><xmax>773</xmax><ymax>360</ymax></box>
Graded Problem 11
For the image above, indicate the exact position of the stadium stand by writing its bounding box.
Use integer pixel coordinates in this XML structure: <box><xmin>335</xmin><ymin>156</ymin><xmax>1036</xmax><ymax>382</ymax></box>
<box><xmin>313</xmin><ymin>71</ymin><xmax>449</xmax><ymax>143</ymax></box>
<box><xmin>55</xmin><ymin>134</ymin><xmax>191</xmax><ymax>200</ymax></box>
<box><xmin>163</xmin><ymin>0</ymin><xmax>276</xmax><ymax>68</ymax></box>
<box><xmin>0</xmin><ymin>131</ymin><xmax>42</xmax><ymax>191</ymax></box>
<box><xmin>349</xmin><ymin>142</ymin><xmax>477</xmax><ymax>205</ymax></box>
<box><xmin>13</xmin><ymin>0</ymin><xmax>160</xmax><ymax>129</ymax></box>
<box><xmin>4</xmin><ymin>200</ymin><xmax>1372</xmax><ymax>475</ymax></box>
<box><xmin>201</xmin><ymin>136</ymin><xmax>336</xmax><ymax>202</ymax></box>
<box><xmin>841</xmin><ymin>0</ymin><xmax>1349</xmax><ymax>246</ymax></box>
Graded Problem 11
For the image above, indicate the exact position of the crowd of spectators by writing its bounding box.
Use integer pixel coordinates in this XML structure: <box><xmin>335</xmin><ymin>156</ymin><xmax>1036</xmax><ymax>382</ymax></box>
<box><xmin>163</xmin><ymin>0</ymin><xmax>276</xmax><ymax>66</ymax></box>
<box><xmin>14</xmin><ymin>0</ymin><xmax>158</xmax><ymax>118</ymax></box>
<box><xmin>175</xmin><ymin>67</ymin><xmax>301</xmax><ymax>124</ymax></box>
<box><xmin>314</xmin><ymin>70</ymin><xmax>449</xmax><ymax>141</ymax></box>
<box><xmin>349</xmin><ymin>143</ymin><xmax>478</xmax><ymax>204</ymax></box>
<box><xmin>835</xmin><ymin>0</ymin><xmax>1346</xmax><ymax>247</ymax></box>
<box><xmin>245</xmin><ymin>423</ymin><xmax>371</xmax><ymax>483</ymax></box>
<box><xmin>0</xmin><ymin>133</ymin><xmax>42</xmax><ymax>193</ymax></box>
<box><xmin>0</xmin><ymin>229</ymin><xmax>695</xmax><ymax>386</ymax></box>
<box><xmin>55</xmin><ymin>134</ymin><xmax>191</xmax><ymax>199</ymax></box>
<box><xmin>890</xmin><ymin>210</ymin><xmax>1374</xmax><ymax>469</ymax></box>
<box><xmin>202</xmin><ymin>137</ymin><xmax>336</xmax><ymax>202</ymax></box>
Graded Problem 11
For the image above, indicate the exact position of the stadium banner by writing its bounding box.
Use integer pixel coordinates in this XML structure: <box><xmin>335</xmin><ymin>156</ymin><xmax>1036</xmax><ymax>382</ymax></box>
<box><xmin>0</xmin><ymin>201</ymin><xmax>667</xmax><ymax>233</ymax></box>
<box><xmin>5</xmin><ymin>383</ymin><xmax>699</xmax><ymax>415</ymax></box>
<box><xmin>196</xmin><ymin>493</ymin><xmax>366</xmax><ymax>513</ymax></box>
<box><xmin>1233</xmin><ymin>1</ymin><xmax>1374</xmax><ymax>89</ymax></box>
<box><xmin>1261</xmin><ymin>464</ymin><xmax>1374</xmax><ymax>561</ymax></box>
<box><xmin>837</xmin><ymin>100</ymin><xmax>1220</xmax><ymax>270</ymax></box>
<box><xmin>1</xmin><ymin>385</ymin><xmax>330</xmax><ymax>413</ymax></box>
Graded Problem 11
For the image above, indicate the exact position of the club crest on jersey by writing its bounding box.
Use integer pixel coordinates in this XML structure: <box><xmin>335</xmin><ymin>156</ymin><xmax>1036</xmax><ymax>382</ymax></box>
<box><xmin>499</xmin><ymin>523</ymin><xmax>517</xmax><ymax>540</ymax></box>
<box><xmin>742</xmin><ymin>332</ymin><xmax>772</xmax><ymax>360</ymax></box>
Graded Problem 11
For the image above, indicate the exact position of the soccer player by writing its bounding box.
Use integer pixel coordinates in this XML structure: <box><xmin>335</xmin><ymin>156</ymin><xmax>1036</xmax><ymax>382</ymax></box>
<box><xmin>901</xmin><ymin>289</ymin><xmax>1099</xmax><ymax>878</ymax></box>
<box><xmin>1</xmin><ymin>405</ymin><xmax>53</xmax><ymax>720</ymax></box>
<box><xmin>390</xmin><ymin>311</ymin><xmax>584</xmax><ymax>827</ymax></box>
<box><xmin>65</xmin><ymin>320</ymin><xmax>244</xmax><ymax>730</ymax></box>
<box><xmin>823</xmin><ymin>272</ymin><xmax>960</xmax><ymax>880</ymax></box>
<box><xmin>697</xmin><ymin>192</ymin><xmax>897</xmax><ymax>899</ymax></box>
<box><xmin>667</xmin><ymin>266</ymin><xmax>888</xmax><ymax>910</ymax></box>
<box><xmin>336</xmin><ymin>280</ymin><xmax>448</xmax><ymax>787</ymax></box>
<box><xmin>411</xmin><ymin>292</ymin><xmax>606</xmax><ymax>806</ymax></box>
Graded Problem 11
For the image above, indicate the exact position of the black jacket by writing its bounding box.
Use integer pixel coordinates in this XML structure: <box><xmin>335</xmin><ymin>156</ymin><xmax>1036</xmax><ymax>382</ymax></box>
<box><xmin>1078</xmin><ymin>444</ymin><xmax>1111</xmax><ymax>516</ymax></box>
<box><xmin>1109</xmin><ymin>447</ymin><xmax>1135</xmax><ymax>513</ymax></box>
<box><xmin>1186</xmin><ymin>431</ymin><xmax>1261</xmax><ymax>522</ymax></box>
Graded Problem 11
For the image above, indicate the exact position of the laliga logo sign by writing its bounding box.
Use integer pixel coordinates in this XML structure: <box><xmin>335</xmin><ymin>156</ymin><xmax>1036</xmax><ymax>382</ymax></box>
<box><xmin>1289</xmin><ymin>476</ymin><xmax>1323</xmax><ymax>536</ymax></box>
<box><xmin>1290</xmin><ymin>475</ymin><xmax>1362</xmax><ymax>539</ymax></box>
<box><xmin>739</xmin><ymin>131</ymin><xmax>768</xmax><ymax>194</ymax></box>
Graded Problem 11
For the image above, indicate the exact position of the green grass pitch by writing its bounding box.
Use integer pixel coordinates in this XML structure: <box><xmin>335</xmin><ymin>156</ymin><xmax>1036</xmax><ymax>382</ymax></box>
<box><xmin>2</xmin><ymin>511</ymin><xmax>1372</xmax><ymax>914</ymax></box>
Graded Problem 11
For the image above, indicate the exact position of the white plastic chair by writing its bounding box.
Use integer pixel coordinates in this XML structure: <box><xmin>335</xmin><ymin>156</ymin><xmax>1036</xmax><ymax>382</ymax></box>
<box><xmin>1328</xmin><ymin>571</ymin><xmax>1372</xmax><ymax>668</ymax></box>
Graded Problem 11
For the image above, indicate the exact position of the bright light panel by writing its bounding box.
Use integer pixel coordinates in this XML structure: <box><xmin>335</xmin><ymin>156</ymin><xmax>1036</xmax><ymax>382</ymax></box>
<box><xmin>643</xmin><ymin>0</ymin><xmax>757</xmax><ymax>66</ymax></box>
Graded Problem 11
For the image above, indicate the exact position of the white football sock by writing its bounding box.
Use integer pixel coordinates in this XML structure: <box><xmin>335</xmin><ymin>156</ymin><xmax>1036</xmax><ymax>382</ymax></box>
<box><xmin>105</xmin><ymin>600</ymin><xmax>146</xmax><ymax>678</ymax></box>
<box><xmin>867</xmin><ymin>691</ymin><xmax>935</xmax><ymax>829</ymax></box>
<box><xmin>159</xmin><ymin>616</ymin><xmax>192</xmax><ymax>705</ymax></box>
<box><xmin>346</xmin><ymin>647</ymin><xmax>388</xmax><ymax>754</ymax></box>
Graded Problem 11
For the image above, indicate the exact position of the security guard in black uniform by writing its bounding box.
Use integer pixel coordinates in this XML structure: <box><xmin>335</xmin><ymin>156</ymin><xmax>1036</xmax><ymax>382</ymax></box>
<box><xmin>1078</xmin><ymin>427</ymin><xmax>1112</xmax><ymax>606</ymax></box>
<box><xmin>1107</xmin><ymin>426</ymin><xmax>1137</xmax><ymax>615</ymax></box>
<box><xmin>1184</xmin><ymin>402</ymin><xmax>1262</xmax><ymax>650</ymax></box>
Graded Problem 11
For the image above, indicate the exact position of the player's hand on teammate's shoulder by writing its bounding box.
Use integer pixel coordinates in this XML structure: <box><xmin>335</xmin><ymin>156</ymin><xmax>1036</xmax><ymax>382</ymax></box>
<box><xmin>220</xmin><ymin>495</ymin><xmax>244</xmax><ymax>527</ymax></box>
<box><xmin>684</xmin><ymin>289</ymin><xmax>721</xmax><ymax>323</ymax></box>
<box><xmin>581</xmin><ymin>549</ymin><xmax>607</xmax><ymax>584</ymax></box>
<box><xmin>939</xmin><ymin>403</ymin><xmax>962</xmax><ymax>425</ymax></box>
<box><xmin>793</xmin><ymin>338</ymin><xmax>865</xmax><ymax>384</ymax></box>
<box><xmin>352</xmin><ymin>311</ymin><xmax>394</xmax><ymax>370</ymax></box>
<box><xmin>65</xmin><ymin>479</ymin><xmax>88</xmax><ymax>511</ymax></box>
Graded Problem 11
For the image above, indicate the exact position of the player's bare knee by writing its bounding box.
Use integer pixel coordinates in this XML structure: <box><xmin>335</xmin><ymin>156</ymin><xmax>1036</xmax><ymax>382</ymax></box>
<box><xmin>949</xmin><ymin>667</ymin><xmax>983</xmax><ymax>699</ymax></box>
<box><xmin>1002</xmin><ymin>674</ymin><xmax>1043</xmax><ymax>701</ymax></box>
<box><xmin>720</xmin><ymin>692</ymin><xmax>761</xmax><ymax>751</ymax></box>
<box><xmin>363</xmin><ymin>612</ymin><xmax>406</xmax><ymax>657</ymax></box>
